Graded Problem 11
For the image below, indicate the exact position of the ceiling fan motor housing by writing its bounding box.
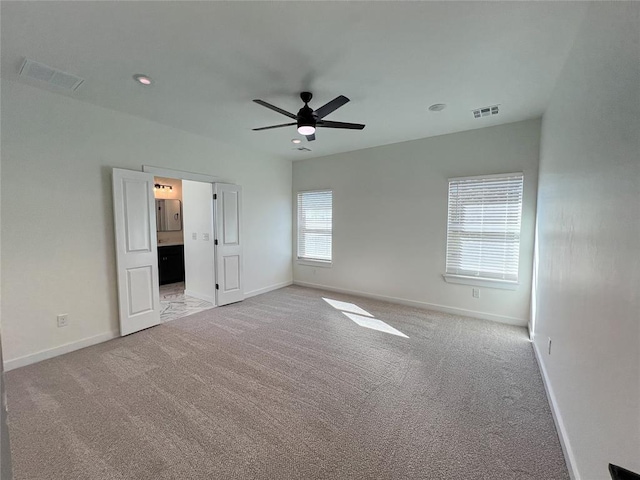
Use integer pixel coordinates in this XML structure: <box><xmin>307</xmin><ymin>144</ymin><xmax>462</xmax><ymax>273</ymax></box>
<box><xmin>297</xmin><ymin>104</ymin><xmax>316</xmax><ymax>129</ymax></box>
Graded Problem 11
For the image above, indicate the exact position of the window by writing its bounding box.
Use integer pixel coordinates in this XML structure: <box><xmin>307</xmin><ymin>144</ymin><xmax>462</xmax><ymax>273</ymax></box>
<box><xmin>297</xmin><ymin>190</ymin><xmax>332</xmax><ymax>263</ymax></box>
<box><xmin>445</xmin><ymin>173</ymin><xmax>523</xmax><ymax>286</ymax></box>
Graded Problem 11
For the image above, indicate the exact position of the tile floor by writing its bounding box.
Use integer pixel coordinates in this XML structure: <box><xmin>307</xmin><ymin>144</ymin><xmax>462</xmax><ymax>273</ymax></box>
<box><xmin>159</xmin><ymin>282</ymin><xmax>214</xmax><ymax>322</ymax></box>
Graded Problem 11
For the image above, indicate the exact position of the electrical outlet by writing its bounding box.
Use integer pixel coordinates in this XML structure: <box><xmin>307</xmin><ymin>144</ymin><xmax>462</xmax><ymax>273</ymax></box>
<box><xmin>203</xmin><ymin>233</ymin><xmax>210</xmax><ymax>241</ymax></box>
<box><xmin>472</xmin><ymin>288</ymin><xmax>480</xmax><ymax>298</ymax></box>
<box><xmin>192</xmin><ymin>232</ymin><xmax>197</xmax><ymax>240</ymax></box>
<box><xmin>548</xmin><ymin>337</ymin><xmax>552</xmax><ymax>355</ymax></box>
<box><xmin>57</xmin><ymin>314</ymin><xmax>68</xmax><ymax>328</ymax></box>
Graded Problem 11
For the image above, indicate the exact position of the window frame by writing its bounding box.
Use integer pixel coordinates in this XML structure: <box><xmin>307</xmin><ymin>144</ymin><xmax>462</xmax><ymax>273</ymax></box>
<box><xmin>443</xmin><ymin>172</ymin><xmax>524</xmax><ymax>290</ymax></box>
<box><xmin>296</xmin><ymin>189</ymin><xmax>333</xmax><ymax>267</ymax></box>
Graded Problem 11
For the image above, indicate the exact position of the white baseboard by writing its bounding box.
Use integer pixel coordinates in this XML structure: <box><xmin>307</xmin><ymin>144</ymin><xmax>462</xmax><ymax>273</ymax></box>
<box><xmin>184</xmin><ymin>289</ymin><xmax>216</xmax><ymax>305</ymax></box>
<box><xmin>293</xmin><ymin>281</ymin><xmax>526</xmax><ymax>326</ymax></box>
<box><xmin>532</xmin><ymin>338</ymin><xmax>579</xmax><ymax>480</ymax></box>
<box><xmin>245</xmin><ymin>280</ymin><xmax>293</xmax><ymax>299</ymax></box>
<box><xmin>2</xmin><ymin>281</ymin><xmax>293</xmax><ymax>371</ymax></box>
<box><xmin>4</xmin><ymin>330</ymin><xmax>120</xmax><ymax>372</ymax></box>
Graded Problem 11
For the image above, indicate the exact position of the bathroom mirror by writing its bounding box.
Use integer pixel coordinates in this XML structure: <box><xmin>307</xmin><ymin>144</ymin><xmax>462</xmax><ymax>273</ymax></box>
<box><xmin>156</xmin><ymin>199</ymin><xmax>182</xmax><ymax>232</ymax></box>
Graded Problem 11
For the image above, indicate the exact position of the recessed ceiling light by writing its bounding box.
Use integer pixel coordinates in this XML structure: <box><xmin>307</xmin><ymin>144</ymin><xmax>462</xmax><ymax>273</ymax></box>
<box><xmin>133</xmin><ymin>74</ymin><xmax>152</xmax><ymax>86</ymax></box>
<box><xmin>291</xmin><ymin>139</ymin><xmax>302</xmax><ymax>144</ymax></box>
<box><xmin>428</xmin><ymin>103</ymin><xmax>446</xmax><ymax>112</ymax></box>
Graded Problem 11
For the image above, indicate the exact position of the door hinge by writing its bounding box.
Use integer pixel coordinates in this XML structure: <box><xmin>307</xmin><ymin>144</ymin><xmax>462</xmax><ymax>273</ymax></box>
<box><xmin>214</xmin><ymin>239</ymin><xmax>218</xmax><ymax>245</ymax></box>
<box><xmin>215</xmin><ymin>284</ymin><xmax>219</xmax><ymax>290</ymax></box>
<box><xmin>213</xmin><ymin>193</ymin><xmax>217</xmax><ymax>200</ymax></box>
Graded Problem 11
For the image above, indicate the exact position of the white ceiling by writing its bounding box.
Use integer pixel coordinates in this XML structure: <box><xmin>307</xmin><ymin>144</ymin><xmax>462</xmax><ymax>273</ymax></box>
<box><xmin>1</xmin><ymin>1</ymin><xmax>587</xmax><ymax>161</ymax></box>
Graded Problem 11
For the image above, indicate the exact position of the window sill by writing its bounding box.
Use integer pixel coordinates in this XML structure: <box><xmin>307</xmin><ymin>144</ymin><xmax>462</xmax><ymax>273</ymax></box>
<box><xmin>442</xmin><ymin>274</ymin><xmax>519</xmax><ymax>290</ymax></box>
<box><xmin>297</xmin><ymin>259</ymin><xmax>332</xmax><ymax>268</ymax></box>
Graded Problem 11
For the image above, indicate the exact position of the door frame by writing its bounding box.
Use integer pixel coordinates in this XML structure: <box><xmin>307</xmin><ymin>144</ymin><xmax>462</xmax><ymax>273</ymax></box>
<box><xmin>142</xmin><ymin>165</ymin><xmax>219</xmax><ymax>184</ymax></box>
<box><xmin>142</xmin><ymin>165</ymin><xmax>226</xmax><ymax>309</ymax></box>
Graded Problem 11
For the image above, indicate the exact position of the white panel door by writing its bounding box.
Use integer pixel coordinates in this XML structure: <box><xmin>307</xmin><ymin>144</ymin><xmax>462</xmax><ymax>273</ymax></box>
<box><xmin>214</xmin><ymin>183</ymin><xmax>244</xmax><ymax>306</ymax></box>
<box><xmin>112</xmin><ymin>168</ymin><xmax>161</xmax><ymax>335</ymax></box>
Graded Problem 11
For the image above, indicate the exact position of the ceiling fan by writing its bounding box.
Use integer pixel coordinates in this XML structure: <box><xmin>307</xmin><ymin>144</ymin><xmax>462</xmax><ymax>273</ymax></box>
<box><xmin>252</xmin><ymin>92</ymin><xmax>365</xmax><ymax>141</ymax></box>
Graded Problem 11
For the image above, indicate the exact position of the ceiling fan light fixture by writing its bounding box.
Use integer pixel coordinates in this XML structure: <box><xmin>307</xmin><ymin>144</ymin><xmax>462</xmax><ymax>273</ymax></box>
<box><xmin>297</xmin><ymin>125</ymin><xmax>316</xmax><ymax>136</ymax></box>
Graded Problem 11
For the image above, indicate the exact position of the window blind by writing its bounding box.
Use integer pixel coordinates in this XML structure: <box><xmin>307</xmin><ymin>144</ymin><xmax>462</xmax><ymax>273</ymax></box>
<box><xmin>297</xmin><ymin>190</ymin><xmax>332</xmax><ymax>262</ymax></box>
<box><xmin>446</xmin><ymin>173</ymin><xmax>523</xmax><ymax>282</ymax></box>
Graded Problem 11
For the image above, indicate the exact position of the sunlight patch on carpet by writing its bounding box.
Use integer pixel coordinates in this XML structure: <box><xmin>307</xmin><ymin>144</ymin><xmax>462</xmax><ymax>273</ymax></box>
<box><xmin>323</xmin><ymin>297</ymin><xmax>373</xmax><ymax>317</ymax></box>
<box><xmin>342</xmin><ymin>312</ymin><xmax>409</xmax><ymax>338</ymax></box>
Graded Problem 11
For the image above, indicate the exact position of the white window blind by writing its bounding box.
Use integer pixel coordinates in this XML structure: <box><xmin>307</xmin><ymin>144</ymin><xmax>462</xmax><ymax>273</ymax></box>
<box><xmin>297</xmin><ymin>190</ymin><xmax>332</xmax><ymax>262</ymax></box>
<box><xmin>446</xmin><ymin>173</ymin><xmax>523</xmax><ymax>282</ymax></box>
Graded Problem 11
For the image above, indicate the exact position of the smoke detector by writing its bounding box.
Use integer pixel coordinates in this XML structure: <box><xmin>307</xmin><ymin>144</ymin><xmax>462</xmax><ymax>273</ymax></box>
<box><xmin>19</xmin><ymin>59</ymin><xmax>84</xmax><ymax>91</ymax></box>
<box><xmin>473</xmin><ymin>105</ymin><xmax>499</xmax><ymax>119</ymax></box>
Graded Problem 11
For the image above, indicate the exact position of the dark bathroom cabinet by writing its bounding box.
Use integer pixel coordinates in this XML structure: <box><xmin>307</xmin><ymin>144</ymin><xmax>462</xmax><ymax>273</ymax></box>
<box><xmin>158</xmin><ymin>244</ymin><xmax>185</xmax><ymax>285</ymax></box>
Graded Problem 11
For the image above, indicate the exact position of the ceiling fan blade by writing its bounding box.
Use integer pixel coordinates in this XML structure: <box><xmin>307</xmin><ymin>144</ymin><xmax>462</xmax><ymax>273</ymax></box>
<box><xmin>252</xmin><ymin>122</ymin><xmax>297</xmax><ymax>131</ymax></box>
<box><xmin>317</xmin><ymin>120</ymin><xmax>365</xmax><ymax>130</ymax></box>
<box><xmin>314</xmin><ymin>95</ymin><xmax>350</xmax><ymax>119</ymax></box>
<box><xmin>253</xmin><ymin>99</ymin><xmax>297</xmax><ymax>120</ymax></box>
<box><xmin>306</xmin><ymin>133</ymin><xmax>316</xmax><ymax>142</ymax></box>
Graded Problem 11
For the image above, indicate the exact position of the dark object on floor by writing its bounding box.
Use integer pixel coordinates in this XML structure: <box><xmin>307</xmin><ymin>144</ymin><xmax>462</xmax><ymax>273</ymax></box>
<box><xmin>610</xmin><ymin>464</ymin><xmax>640</xmax><ymax>480</ymax></box>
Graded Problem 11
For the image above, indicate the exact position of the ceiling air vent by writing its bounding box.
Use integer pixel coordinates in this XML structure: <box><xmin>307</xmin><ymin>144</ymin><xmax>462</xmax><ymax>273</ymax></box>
<box><xmin>472</xmin><ymin>105</ymin><xmax>499</xmax><ymax>119</ymax></box>
<box><xmin>294</xmin><ymin>147</ymin><xmax>312</xmax><ymax>152</ymax></box>
<box><xmin>19</xmin><ymin>59</ymin><xmax>84</xmax><ymax>91</ymax></box>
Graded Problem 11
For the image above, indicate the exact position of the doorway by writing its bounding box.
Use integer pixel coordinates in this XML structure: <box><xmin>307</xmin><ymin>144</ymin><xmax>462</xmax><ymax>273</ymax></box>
<box><xmin>112</xmin><ymin>167</ymin><xmax>244</xmax><ymax>337</ymax></box>
<box><xmin>153</xmin><ymin>176</ymin><xmax>215</xmax><ymax>323</ymax></box>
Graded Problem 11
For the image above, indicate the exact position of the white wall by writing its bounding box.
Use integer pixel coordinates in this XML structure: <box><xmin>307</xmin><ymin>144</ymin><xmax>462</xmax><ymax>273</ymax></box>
<box><xmin>0</xmin><ymin>79</ymin><xmax>12</xmax><ymax>476</ymax></box>
<box><xmin>182</xmin><ymin>180</ymin><xmax>215</xmax><ymax>304</ymax></box>
<box><xmin>533</xmin><ymin>3</ymin><xmax>640</xmax><ymax>478</ymax></box>
<box><xmin>293</xmin><ymin>119</ymin><xmax>541</xmax><ymax>326</ymax></box>
<box><xmin>1</xmin><ymin>80</ymin><xmax>292</xmax><ymax>367</ymax></box>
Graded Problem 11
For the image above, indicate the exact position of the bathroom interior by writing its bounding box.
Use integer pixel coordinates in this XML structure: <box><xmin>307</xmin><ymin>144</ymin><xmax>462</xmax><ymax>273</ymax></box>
<box><xmin>154</xmin><ymin>176</ymin><xmax>215</xmax><ymax>322</ymax></box>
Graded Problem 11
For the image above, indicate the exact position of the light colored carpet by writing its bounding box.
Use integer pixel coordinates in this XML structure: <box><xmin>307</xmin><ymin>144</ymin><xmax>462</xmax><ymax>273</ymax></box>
<box><xmin>6</xmin><ymin>286</ymin><xmax>568</xmax><ymax>479</ymax></box>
